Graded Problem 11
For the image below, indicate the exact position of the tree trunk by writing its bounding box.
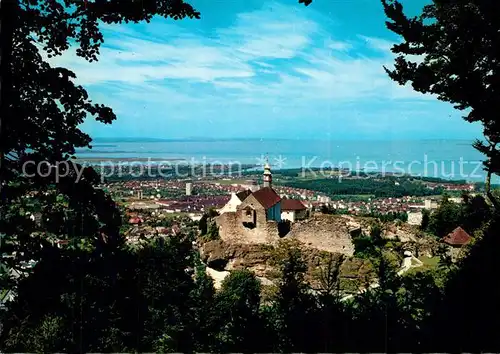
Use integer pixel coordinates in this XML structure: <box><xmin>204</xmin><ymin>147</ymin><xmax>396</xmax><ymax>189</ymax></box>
<box><xmin>485</xmin><ymin>142</ymin><xmax>499</xmax><ymax>210</ymax></box>
<box><xmin>485</xmin><ymin>168</ymin><xmax>499</xmax><ymax>209</ymax></box>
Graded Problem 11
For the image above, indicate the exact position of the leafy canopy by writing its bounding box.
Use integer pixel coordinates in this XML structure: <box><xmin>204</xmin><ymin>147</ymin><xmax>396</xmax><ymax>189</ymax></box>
<box><xmin>381</xmin><ymin>0</ymin><xmax>500</xmax><ymax>201</ymax></box>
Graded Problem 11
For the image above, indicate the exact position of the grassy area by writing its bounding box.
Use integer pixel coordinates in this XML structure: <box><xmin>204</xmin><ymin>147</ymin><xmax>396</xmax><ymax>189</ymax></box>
<box><xmin>419</xmin><ymin>256</ymin><xmax>440</xmax><ymax>268</ymax></box>
<box><xmin>406</xmin><ymin>256</ymin><xmax>441</xmax><ymax>274</ymax></box>
<box><xmin>403</xmin><ymin>256</ymin><xmax>440</xmax><ymax>276</ymax></box>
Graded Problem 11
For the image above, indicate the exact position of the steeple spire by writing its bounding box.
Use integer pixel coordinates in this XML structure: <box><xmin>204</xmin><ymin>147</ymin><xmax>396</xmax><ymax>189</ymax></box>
<box><xmin>263</xmin><ymin>155</ymin><xmax>272</xmax><ymax>188</ymax></box>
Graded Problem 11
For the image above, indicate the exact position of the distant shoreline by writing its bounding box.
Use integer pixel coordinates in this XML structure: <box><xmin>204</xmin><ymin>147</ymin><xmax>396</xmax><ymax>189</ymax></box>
<box><xmin>91</xmin><ymin>137</ymin><xmax>481</xmax><ymax>144</ymax></box>
<box><xmin>75</xmin><ymin>157</ymin><xmax>258</xmax><ymax>167</ymax></box>
<box><xmin>75</xmin><ymin>157</ymin><xmax>185</xmax><ymax>162</ymax></box>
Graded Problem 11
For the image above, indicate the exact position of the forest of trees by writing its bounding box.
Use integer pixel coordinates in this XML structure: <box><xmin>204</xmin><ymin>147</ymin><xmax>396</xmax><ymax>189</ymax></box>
<box><xmin>3</xmin><ymin>218</ymin><xmax>500</xmax><ymax>352</ymax></box>
<box><xmin>286</xmin><ymin>177</ymin><xmax>443</xmax><ymax>197</ymax></box>
<box><xmin>2</xmin><ymin>0</ymin><xmax>500</xmax><ymax>352</ymax></box>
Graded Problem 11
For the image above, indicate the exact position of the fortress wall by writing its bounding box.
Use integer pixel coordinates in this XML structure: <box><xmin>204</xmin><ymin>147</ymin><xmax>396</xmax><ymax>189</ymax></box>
<box><xmin>217</xmin><ymin>212</ymin><xmax>355</xmax><ymax>256</ymax></box>
<box><xmin>287</xmin><ymin>214</ymin><xmax>355</xmax><ymax>256</ymax></box>
<box><xmin>216</xmin><ymin>211</ymin><xmax>275</xmax><ymax>245</ymax></box>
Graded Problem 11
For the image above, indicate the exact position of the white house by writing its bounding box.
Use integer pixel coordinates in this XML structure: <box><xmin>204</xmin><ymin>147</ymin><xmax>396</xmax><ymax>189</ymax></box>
<box><xmin>280</xmin><ymin>197</ymin><xmax>307</xmax><ymax>223</ymax></box>
<box><xmin>219</xmin><ymin>190</ymin><xmax>252</xmax><ymax>214</ymax></box>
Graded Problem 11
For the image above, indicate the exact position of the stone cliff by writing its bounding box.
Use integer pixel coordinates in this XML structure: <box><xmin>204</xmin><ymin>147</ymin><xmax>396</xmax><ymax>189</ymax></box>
<box><xmin>207</xmin><ymin>212</ymin><xmax>430</xmax><ymax>293</ymax></box>
<box><xmin>199</xmin><ymin>238</ymin><xmax>375</xmax><ymax>293</ymax></box>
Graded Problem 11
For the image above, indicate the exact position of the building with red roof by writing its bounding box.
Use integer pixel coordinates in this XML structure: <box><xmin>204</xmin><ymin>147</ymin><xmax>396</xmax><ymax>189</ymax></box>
<box><xmin>281</xmin><ymin>197</ymin><xmax>307</xmax><ymax>223</ymax></box>
<box><xmin>252</xmin><ymin>187</ymin><xmax>281</xmax><ymax>210</ymax></box>
<box><xmin>217</xmin><ymin>162</ymin><xmax>283</xmax><ymax>228</ymax></box>
<box><xmin>129</xmin><ymin>217</ymin><xmax>143</xmax><ymax>225</ymax></box>
<box><xmin>443</xmin><ymin>226</ymin><xmax>472</xmax><ymax>247</ymax></box>
<box><xmin>237</xmin><ymin>186</ymin><xmax>282</xmax><ymax>226</ymax></box>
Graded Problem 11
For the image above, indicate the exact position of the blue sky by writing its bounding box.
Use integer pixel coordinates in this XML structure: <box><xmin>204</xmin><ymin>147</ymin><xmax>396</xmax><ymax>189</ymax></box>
<box><xmin>47</xmin><ymin>0</ymin><xmax>482</xmax><ymax>140</ymax></box>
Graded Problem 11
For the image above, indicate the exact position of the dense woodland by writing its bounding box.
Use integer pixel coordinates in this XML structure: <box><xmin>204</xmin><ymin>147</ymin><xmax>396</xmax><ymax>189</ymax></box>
<box><xmin>286</xmin><ymin>177</ymin><xmax>444</xmax><ymax>197</ymax></box>
<box><xmin>2</xmin><ymin>205</ymin><xmax>500</xmax><ymax>352</ymax></box>
<box><xmin>2</xmin><ymin>0</ymin><xmax>500</xmax><ymax>352</ymax></box>
<box><xmin>349</xmin><ymin>192</ymin><xmax>492</xmax><ymax>261</ymax></box>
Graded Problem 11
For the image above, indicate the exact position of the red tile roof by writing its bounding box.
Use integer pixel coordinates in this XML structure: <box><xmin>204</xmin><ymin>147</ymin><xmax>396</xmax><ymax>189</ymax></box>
<box><xmin>281</xmin><ymin>197</ymin><xmax>306</xmax><ymax>211</ymax></box>
<box><xmin>129</xmin><ymin>217</ymin><xmax>143</xmax><ymax>224</ymax></box>
<box><xmin>443</xmin><ymin>226</ymin><xmax>472</xmax><ymax>246</ymax></box>
<box><xmin>252</xmin><ymin>187</ymin><xmax>281</xmax><ymax>209</ymax></box>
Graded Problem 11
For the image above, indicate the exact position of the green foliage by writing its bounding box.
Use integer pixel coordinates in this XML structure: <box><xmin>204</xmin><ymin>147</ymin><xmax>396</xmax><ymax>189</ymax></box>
<box><xmin>204</xmin><ymin>222</ymin><xmax>220</xmax><ymax>242</ymax></box>
<box><xmin>5</xmin><ymin>0</ymin><xmax>500</xmax><ymax>352</ymax></box>
<box><xmin>426</xmin><ymin>194</ymin><xmax>491</xmax><ymax>237</ymax></box>
<box><xmin>4</xmin><ymin>0</ymin><xmax>206</xmax><ymax>258</ymax></box>
<box><xmin>313</xmin><ymin>253</ymin><xmax>345</xmax><ymax>297</ymax></box>
<box><xmin>12</xmin><ymin>315</ymin><xmax>69</xmax><ymax>354</ymax></box>
<box><xmin>428</xmin><ymin>195</ymin><xmax>463</xmax><ymax>237</ymax></box>
<box><xmin>198</xmin><ymin>214</ymin><xmax>208</xmax><ymax>235</ymax></box>
<box><xmin>363</xmin><ymin>211</ymin><xmax>408</xmax><ymax>222</ymax></box>
<box><xmin>382</xmin><ymin>0</ymin><xmax>500</xmax><ymax>199</ymax></box>
<box><xmin>3</xmin><ymin>216</ymin><xmax>500</xmax><ymax>353</ymax></box>
<box><xmin>214</xmin><ymin>270</ymin><xmax>262</xmax><ymax>352</ymax></box>
<box><xmin>353</xmin><ymin>235</ymin><xmax>380</xmax><ymax>259</ymax></box>
<box><xmin>287</xmin><ymin>177</ymin><xmax>442</xmax><ymax>198</ymax></box>
<box><xmin>271</xmin><ymin>246</ymin><xmax>316</xmax><ymax>352</ymax></box>
<box><xmin>461</xmin><ymin>194</ymin><xmax>492</xmax><ymax>232</ymax></box>
<box><xmin>1</xmin><ymin>235</ymin><xmax>198</xmax><ymax>353</ymax></box>
<box><xmin>206</xmin><ymin>208</ymin><xmax>220</xmax><ymax>218</ymax></box>
<box><xmin>352</xmin><ymin>223</ymin><xmax>387</xmax><ymax>260</ymax></box>
<box><xmin>428</xmin><ymin>213</ymin><xmax>500</xmax><ymax>352</ymax></box>
<box><xmin>435</xmin><ymin>244</ymin><xmax>454</xmax><ymax>271</ymax></box>
<box><xmin>370</xmin><ymin>223</ymin><xmax>383</xmax><ymax>242</ymax></box>
<box><xmin>2</xmin><ymin>0</ymin><xmax>201</xmax><ymax>310</ymax></box>
<box><xmin>421</xmin><ymin>209</ymin><xmax>430</xmax><ymax>230</ymax></box>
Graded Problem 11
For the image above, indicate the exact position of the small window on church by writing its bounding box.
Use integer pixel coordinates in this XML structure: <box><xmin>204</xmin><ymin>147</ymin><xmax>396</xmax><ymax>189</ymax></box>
<box><xmin>246</xmin><ymin>209</ymin><xmax>252</xmax><ymax>216</ymax></box>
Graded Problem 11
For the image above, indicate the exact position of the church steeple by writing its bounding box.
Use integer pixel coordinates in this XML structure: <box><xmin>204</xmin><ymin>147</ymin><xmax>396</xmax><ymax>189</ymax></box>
<box><xmin>263</xmin><ymin>157</ymin><xmax>272</xmax><ymax>188</ymax></box>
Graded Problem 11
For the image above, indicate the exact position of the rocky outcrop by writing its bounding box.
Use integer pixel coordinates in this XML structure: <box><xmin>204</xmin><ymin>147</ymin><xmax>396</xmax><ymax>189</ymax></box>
<box><xmin>201</xmin><ymin>240</ymin><xmax>230</xmax><ymax>270</ymax></box>
<box><xmin>205</xmin><ymin>267</ymin><xmax>230</xmax><ymax>290</ymax></box>
<box><xmin>199</xmin><ymin>240</ymin><xmax>274</xmax><ymax>275</ymax></box>
<box><xmin>383</xmin><ymin>222</ymin><xmax>420</xmax><ymax>242</ymax></box>
<box><xmin>203</xmin><ymin>214</ymin><xmax>425</xmax><ymax>294</ymax></box>
<box><xmin>401</xmin><ymin>235</ymin><xmax>440</xmax><ymax>258</ymax></box>
<box><xmin>199</xmin><ymin>239</ymin><xmax>374</xmax><ymax>292</ymax></box>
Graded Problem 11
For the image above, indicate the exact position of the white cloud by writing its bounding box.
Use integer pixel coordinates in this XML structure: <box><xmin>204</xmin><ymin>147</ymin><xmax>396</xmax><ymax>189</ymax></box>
<box><xmin>44</xmin><ymin>35</ymin><xmax>255</xmax><ymax>85</ymax></box>
<box><xmin>237</xmin><ymin>34</ymin><xmax>309</xmax><ymax>59</ymax></box>
<box><xmin>358</xmin><ymin>35</ymin><xmax>395</xmax><ymax>53</ymax></box>
<box><xmin>326</xmin><ymin>39</ymin><xmax>352</xmax><ymax>51</ymax></box>
<box><xmin>221</xmin><ymin>3</ymin><xmax>318</xmax><ymax>60</ymax></box>
<box><xmin>44</xmin><ymin>2</ymin><xmax>316</xmax><ymax>85</ymax></box>
<box><xmin>42</xmin><ymin>0</ymin><xmax>434</xmax><ymax>120</ymax></box>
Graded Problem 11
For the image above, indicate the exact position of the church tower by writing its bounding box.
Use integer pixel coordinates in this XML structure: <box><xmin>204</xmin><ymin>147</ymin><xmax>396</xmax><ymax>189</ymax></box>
<box><xmin>263</xmin><ymin>160</ymin><xmax>272</xmax><ymax>188</ymax></box>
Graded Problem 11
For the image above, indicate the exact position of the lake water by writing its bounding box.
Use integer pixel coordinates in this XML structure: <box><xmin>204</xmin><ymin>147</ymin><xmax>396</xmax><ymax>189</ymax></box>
<box><xmin>77</xmin><ymin>139</ymin><xmax>492</xmax><ymax>182</ymax></box>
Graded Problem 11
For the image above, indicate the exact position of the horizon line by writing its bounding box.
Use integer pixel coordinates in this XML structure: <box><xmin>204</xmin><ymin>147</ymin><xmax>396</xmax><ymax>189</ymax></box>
<box><xmin>91</xmin><ymin>136</ymin><xmax>481</xmax><ymax>143</ymax></box>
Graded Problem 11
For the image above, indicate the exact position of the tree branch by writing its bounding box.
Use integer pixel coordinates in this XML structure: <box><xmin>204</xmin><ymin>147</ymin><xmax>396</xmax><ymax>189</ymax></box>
<box><xmin>485</xmin><ymin>142</ymin><xmax>499</xmax><ymax>209</ymax></box>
